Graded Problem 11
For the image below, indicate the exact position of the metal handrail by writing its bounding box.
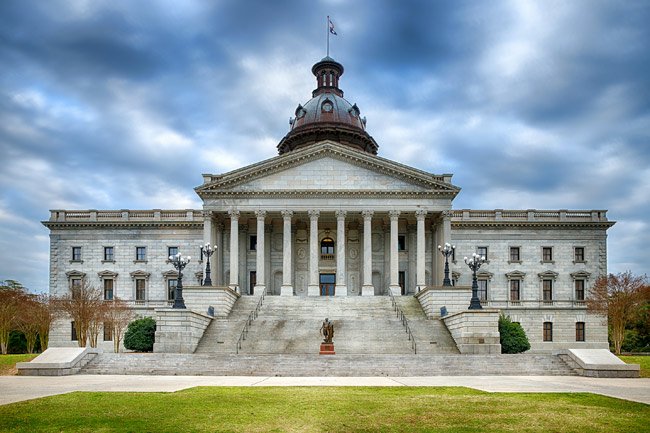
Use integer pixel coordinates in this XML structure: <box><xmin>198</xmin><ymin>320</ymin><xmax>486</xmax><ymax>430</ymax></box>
<box><xmin>387</xmin><ymin>289</ymin><xmax>417</xmax><ymax>354</ymax></box>
<box><xmin>236</xmin><ymin>288</ymin><xmax>266</xmax><ymax>354</ymax></box>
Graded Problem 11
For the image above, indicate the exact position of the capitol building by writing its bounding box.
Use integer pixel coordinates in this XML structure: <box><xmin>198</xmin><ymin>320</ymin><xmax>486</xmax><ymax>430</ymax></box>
<box><xmin>44</xmin><ymin>56</ymin><xmax>614</xmax><ymax>354</ymax></box>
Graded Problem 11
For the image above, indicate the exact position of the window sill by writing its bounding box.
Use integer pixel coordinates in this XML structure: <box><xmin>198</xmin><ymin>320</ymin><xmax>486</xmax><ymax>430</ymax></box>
<box><xmin>540</xmin><ymin>260</ymin><xmax>555</xmax><ymax>265</ymax></box>
<box><xmin>101</xmin><ymin>260</ymin><xmax>115</xmax><ymax>264</ymax></box>
<box><xmin>507</xmin><ymin>260</ymin><xmax>521</xmax><ymax>264</ymax></box>
<box><xmin>133</xmin><ymin>260</ymin><xmax>148</xmax><ymax>264</ymax></box>
<box><xmin>69</xmin><ymin>260</ymin><xmax>84</xmax><ymax>264</ymax></box>
<box><xmin>572</xmin><ymin>260</ymin><xmax>587</xmax><ymax>265</ymax></box>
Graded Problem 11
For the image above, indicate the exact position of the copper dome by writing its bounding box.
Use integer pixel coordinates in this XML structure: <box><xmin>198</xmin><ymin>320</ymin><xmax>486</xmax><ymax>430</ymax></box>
<box><xmin>277</xmin><ymin>57</ymin><xmax>378</xmax><ymax>155</ymax></box>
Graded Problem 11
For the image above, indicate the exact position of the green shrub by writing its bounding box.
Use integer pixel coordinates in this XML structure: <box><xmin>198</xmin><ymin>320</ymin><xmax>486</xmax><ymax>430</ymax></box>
<box><xmin>123</xmin><ymin>317</ymin><xmax>156</xmax><ymax>352</ymax></box>
<box><xmin>499</xmin><ymin>314</ymin><xmax>530</xmax><ymax>354</ymax></box>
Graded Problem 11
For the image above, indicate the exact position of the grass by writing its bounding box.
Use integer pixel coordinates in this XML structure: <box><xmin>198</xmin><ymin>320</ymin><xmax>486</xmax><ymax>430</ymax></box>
<box><xmin>0</xmin><ymin>387</ymin><xmax>648</xmax><ymax>432</ymax></box>
<box><xmin>619</xmin><ymin>355</ymin><xmax>650</xmax><ymax>378</ymax></box>
<box><xmin>0</xmin><ymin>354</ymin><xmax>37</xmax><ymax>376</ymax></box>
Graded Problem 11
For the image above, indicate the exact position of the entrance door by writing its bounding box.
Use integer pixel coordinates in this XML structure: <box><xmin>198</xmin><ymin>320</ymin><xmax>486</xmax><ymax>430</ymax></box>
<box><xmin>320</xmin><ymin>274</ymin><xmax>335</xmax><ymax>296</ymax></box>
<box><xmin>249</xmin><ymin>271</ymin><xmax>256</xmax><ymax>295</ymax></box>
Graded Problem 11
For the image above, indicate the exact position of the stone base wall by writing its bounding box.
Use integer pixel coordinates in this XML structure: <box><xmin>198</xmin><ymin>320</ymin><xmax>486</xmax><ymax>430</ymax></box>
<box><xmin>153</xmin><ymin>309</ymin><xmax>212</xmax><ymax>353</ymax></box>
<box><xmin>183</xmin><ymin>285</ymin><xmax>240</xmax><ymax>317</ymax></box>
<box><xmin>415</xmin><ymin>286</ymin><xmax>472</xmax><ymax>318</ymax></box>
<box><xmin>442</xmin><ymin>309</ymin><xmax>501</xmax><ymax>354</ymax></box>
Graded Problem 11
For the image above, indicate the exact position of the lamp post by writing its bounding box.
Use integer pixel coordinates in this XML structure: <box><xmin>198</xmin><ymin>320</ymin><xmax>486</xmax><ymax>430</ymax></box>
<box><xmin>200</xmin><ymin>243</ymin><xmax>215</xmax><ymax>286</ymax></box>
<box><xmin>438</xmin><ymin>242</ymin><xmax>455</xmax><ymax>286</ymax></box>
<box><xmin>464</xmin><ymin>253</ymin><xmax>485</xmax><ymax>310</ymax></box>
<box><xmin>169</xmin><ymin>252</ymin><xmax>190</xmax><ymax>309</ymax></box>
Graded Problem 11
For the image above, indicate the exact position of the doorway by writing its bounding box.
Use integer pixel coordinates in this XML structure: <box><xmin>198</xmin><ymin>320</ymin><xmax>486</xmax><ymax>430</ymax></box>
<box><xmin>249</xmin><ymin>271</ymin><xmax>256</xmax><ymax>295</ymax></box>
<box><xmin>320</xmin><ymin>273</ymin><xmax>335</xmax><ymax>296</ymax></box>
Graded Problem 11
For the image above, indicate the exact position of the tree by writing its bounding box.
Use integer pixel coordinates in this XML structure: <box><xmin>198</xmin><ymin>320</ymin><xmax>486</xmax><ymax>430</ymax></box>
<box><xmin>104</xmin><ymin>298</ymin><xmax>135</xmax><ymax>353</ymax></box>
<box><xmin>124</xmin><ymin>317</ymin><xmax>156</xmax><ymax>352</ymax></box>
<box><xmin>55</xmin><ymin>279</ymin><xmax>104</xmax><ymax>348</ymax></box>
<box><xmin>33</xmin><ymin>294</ymin><xmax>57</xmax><ymax>352</ymax></box>
<box><xmin>15</xmin><ymin>294</ymin><xmax>40</xmax><ymax>354</ymax></box>
<box><xmin>0</xmin><ymin>282</ymin><xmax>26</xmax><ymax>354</ymax></box>
<box><xmin>587</xmin><ymin>271</ymin><xmax>650</xmax><ymax>355</ymax></box>
<box><xmin>499</xmin><ymin>314</ymin><xmax>530</xmax><ymax>354</ymax></box>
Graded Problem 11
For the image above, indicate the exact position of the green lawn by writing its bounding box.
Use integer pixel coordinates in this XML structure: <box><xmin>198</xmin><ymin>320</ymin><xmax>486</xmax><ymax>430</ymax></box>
<box><xmin>619</xmin><ymin>355</ymin><xmax>650</xmax><ymax>378</ymax></box>
<box><xmin>0</xmin><ymin>354</ymin><xmax>37</xmax><ymax>376</ymax></box>
<box><xmin>0</xmin><ymin>387</ymin><xmax>647</xmax><ymax>432</ymax></box>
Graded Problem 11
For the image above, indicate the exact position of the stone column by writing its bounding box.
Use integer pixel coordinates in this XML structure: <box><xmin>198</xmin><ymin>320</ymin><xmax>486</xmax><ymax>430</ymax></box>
<box><xmin>362</xmin><ymin>210</ymin><xmax>374</xmax><ymax>296</ymax></box>
<box><xmin>389</xmin><ymin>210</ymin><xmax>401</xmax><ymax>295</ymax></box>
<box><xmin>255</xmin><ymin>210</ymin><xmax>266</xmax><ymax>293</ymax></box>
<box><xmin>228</xmin><ymin>209</ymin><xmax>240</xmax><ymax>293</ymax></box>
<box><xmin>214</xmin><ymin>221</ymin><xmax>223</xmax><ymax>285</ymax></box>
<box><xmin>335</xmin><ymin>210</ymin><xmax>347</xmax><ymax>296</ymax></box>
<box><xmin>307</xmin><ymin>210</ymin><xmax>320</xmax><ymax>296</ymax></box>
<box><xmin>280</xmin><ymin>210</ymin><xmax>294</xmax><ymax>296</ymax></box>
<box><xmin>202</xmin><ymin>211</ymin><xmax>213</xmax><ymax>285</ymax></box>
<box><xmin>416</xmin><ymin>210</ymin><xmax>427</xmax><ymax>292</ymax></box>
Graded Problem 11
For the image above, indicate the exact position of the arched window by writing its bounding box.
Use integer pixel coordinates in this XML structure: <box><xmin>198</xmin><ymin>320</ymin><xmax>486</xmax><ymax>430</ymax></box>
<box><xmin>321</xmin><ymin>238</ymin><xmax>334</xmax><ymax>255</ymax></box>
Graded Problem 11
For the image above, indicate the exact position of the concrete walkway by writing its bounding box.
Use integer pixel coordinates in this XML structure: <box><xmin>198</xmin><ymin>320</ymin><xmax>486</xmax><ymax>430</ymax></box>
<box><xmin>1</xmin><ymin>375</ymin><xmax>648</xmax><ymax>406</ymax></box>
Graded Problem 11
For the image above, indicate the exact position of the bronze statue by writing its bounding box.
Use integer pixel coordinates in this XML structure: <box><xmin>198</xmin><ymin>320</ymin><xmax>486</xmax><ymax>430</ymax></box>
<box><xmin>320</xmin><ymin>318</ymin><xmax>334</xmax><ymax>344</ymax></box>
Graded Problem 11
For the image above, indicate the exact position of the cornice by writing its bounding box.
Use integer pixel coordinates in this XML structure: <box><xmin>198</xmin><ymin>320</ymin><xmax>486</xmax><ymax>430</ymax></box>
<box><xmin>42</xmin><ymin>221</ymin><xmax>203</xmax><ymax>230</ymax></box>
<box><xmin>451</xmin><ymin>221</ymin><xmax>615</xmax><ymax>230</ymax></box>
<box><xmin>201</xmin><ymin>189</ymin><xmax>456</xmax><ymax>199</ymax></box>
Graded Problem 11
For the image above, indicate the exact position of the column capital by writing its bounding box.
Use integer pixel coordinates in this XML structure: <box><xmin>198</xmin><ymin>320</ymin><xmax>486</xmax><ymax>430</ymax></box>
<box><xmin>228</xmin><ymin>208</ymin><xmax>240</xmax><ymax>219</ymax></box>
<box><xmin>201</xmin><ymin>210</ymin><xmax>214</xmax><ymax>219</ymax></box>
<box><xmin>335</xmin><ymin>210</ymin><xmax>347</xmax><ymax>219</ymax></box>
<box><xmin>281</xmin><ymin>210</ymin><xmax>293</xmax><ymax>220</ymax></box>
<box><xmin>308</xmin><ymin>209</ymin><xmax>320</xmax><ymax>219</ymax></box>
<box><xmin>255</xmin><ymin>210</ymin><xmax>267</xmax><ymax>219</ymax></box>
<box><xmin>362</xmin><ymin>210</ymin><xmax>374</xmax><ymax>219</ymax></box>
<box><xmin>415</xmin><ymin>210</ymin><xmax>427</xmax><ymax>221</ymax></box>
<box><xmin>441</xmin><ymin>210</ymin><xmax>453</xmax><ymax>219</ymax></box>
<box><xmin>389</xmin><ymin>210</ymin><xmax>401</xmax><ymax>221</ymax></box>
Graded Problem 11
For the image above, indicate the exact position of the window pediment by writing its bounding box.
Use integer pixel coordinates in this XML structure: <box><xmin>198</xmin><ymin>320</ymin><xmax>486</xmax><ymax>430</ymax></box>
<box><xmin>65</xmin><ymin>270</ymin><xmax>86</xmax><ymax>279</ymax></box>
<box><xmin>130</xmin><ymin>270</ymin><xmax>150</xmax><ymax>280</ymax></box>
<box><xmin>506</xmin><ymin>270</ymin><xmax>526</xmax><ymax>280</ymax></box>
<box><xmin>538</xmin><ymin>270</ymin><xmax>559</xmax><ymax>280</ymax></box>
<box><xmin>570</xmin><ymin>271</ymin><xmax>591</xmax><ymax>280</ymax></box>
<box><xmin>476</xmin><ymin>270</ymin><xmax>493</xmax><ymax>280</ymax></box>
<box><xmin>97</xmin><ymin>270</ymin><xmax>118</xmax><ymax>279</ymax></box>
<box><xmin>162</xmin><ymin>270</ymin><xmax>179</xmax><ymax>278</ymax></box>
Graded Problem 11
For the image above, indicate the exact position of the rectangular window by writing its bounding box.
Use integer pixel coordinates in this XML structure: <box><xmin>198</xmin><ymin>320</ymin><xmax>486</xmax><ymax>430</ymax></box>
<box><xmin>136</xmin><ymin>246</ymin><xmax>147</xmax><ymax>261</ymax></box>
<box><xmin>103</xmin><ymin>322</ymin><xmax>113</xmax><ymax>341</ymax></box>
<box><xmin>70</xmin><ymin>278</ymin><xmax>82</xmax><ymax>297</ymax></box>
<box><xmin>71</xmin><ymin>322</ymin><xmax>78</xmax><ymax>341</ymax></box>
<box><xmin>135</xmin><ymin>279</ymin><xmax>146</xmax><ymax>301</ymax></box>
<box><xmin>575</xmin><ymin>280</ymin><xmax>585</xmax><ymax>301</ymax></box>
<box><xmin>398</xmin><ymin>271</ymin><xmax>406</xmax><ymax>295</ymax></box>
<box><xmin>478</xmin><ymin>280</ymin><xmax>488</xmax><ymax>301</ymax></box>
<box><xmin>543</xmin><ymin>279</ymin><xmax>553</xmax><ymax>301</ymax></box>
<box><xmin>398</xmin><ymin>235</ymin><xmax>406</xmax><ymax>251</ymax></box>
<box><xmin>168</xmin><ymin>246</ymin><xmax>178</xmax><ymax>258</ymax></box>
<box><xmin>510</xmin><ymin>280</ymin><xmax>520</xmax><ymax>301</ymax></box>
<box><xmin>72</xmin><ymin>246</ymin><xmax>82</xmax><ymax>261</ymax></box>
<box><xmin>574</xmin><ymin>247</ymin><xmax>585</xmax><ymax>262</ymax></box>
<box><xmin>249</xmin><ymin>235</ymin><xmax>257</xmax><ymax>251</ymax></box>
<box><xmin>103</xmin><ymin>246</ymin><xmax>114</xmax><ymax>261</ymax></box>
<box><xmin>103</xmin><ymin>279</ymin><xmax>114</xmax><ymax>300</ymax></box>
<box><xmin>167</xmin><ymin>279</ymin><xmax>178</xmax><ymax>301</ymax></box>
<box><xmin>542</xmin><ymin>247</ymin><xmax>553</xmax><ymax>262</ymax></box>
<box><xmin>250</xmin><ymin>271</ymin><xmax>257</xmax><ymax>295</ymax></box>
<box><xmin>543</xmin><ymin>322</ymin><xmax>553</xmax><ymax>341</ymax></box>
<box><xmin>477</xmin><ymin>246</ymin><xmax>488</xmax><ymax>260</ymax></box>
<box><xmin>576</xmin><ymin>322</ymin><xmax>585</xmax><ymax>342</ymax></box>
<box><xmin>509</xmin><ymin>247</ymin><xmax>520</xmax><ymax>262</ymax></box>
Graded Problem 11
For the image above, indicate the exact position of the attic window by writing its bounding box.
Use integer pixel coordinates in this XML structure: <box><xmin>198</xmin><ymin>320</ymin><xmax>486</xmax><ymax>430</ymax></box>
<box><xmin>295</xmin><ymin>104</ymin><xmax>306</xmax><ymax>119</ymax></box>
<box><xmin>321</xmin><ymin>100</ymin><xmax>333</xmax><ymax>113</ymax></box>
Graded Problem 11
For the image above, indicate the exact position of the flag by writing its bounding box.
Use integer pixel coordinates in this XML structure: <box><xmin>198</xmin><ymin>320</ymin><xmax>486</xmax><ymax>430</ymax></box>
<box><xmin>329</xmin><ymin>17</ymin><xmax>337</xmax><ymax>35</ymax></box>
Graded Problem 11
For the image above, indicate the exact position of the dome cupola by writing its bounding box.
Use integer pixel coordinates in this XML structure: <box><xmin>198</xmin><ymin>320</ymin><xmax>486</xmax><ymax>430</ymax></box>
<box><xmin>277</xmin><ymin>57</ymin><xmax>378</xmax><ymax>155</ymax></box>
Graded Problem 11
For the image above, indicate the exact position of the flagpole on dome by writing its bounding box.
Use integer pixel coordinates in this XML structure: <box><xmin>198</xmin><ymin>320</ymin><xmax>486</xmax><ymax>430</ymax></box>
<box><xmin>327</xmin><ymin>16</ymin><xmax>337</xmax><ymax>57</ymax></box>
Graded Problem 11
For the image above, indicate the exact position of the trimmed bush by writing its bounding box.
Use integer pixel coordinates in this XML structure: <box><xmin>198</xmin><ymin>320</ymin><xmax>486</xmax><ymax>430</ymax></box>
<box><xmin>123</xmin><ymin>317</ymin><xmax>156</xmax><ymax>352</ymax></box>
<box><xmin>499</xmin><ymin>314</ymin><xmax>530</xmax><ymax>354</ymax></box>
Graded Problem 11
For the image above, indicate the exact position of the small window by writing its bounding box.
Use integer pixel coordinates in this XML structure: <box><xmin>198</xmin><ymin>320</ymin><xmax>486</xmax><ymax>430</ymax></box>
<box><xmin>477</xmin><ymin>246</ymin><xmax>488</xmax><ymax>260</ymax></box>
<box><xmin>509</xmin><ymin>247</ymin><xmax>520</xmax><ymax>262</ymax></box>
<box><xmin>398</xmin><ymin>235</ymin><xmax>406</xmax><ymax>251</ymax></box>
<box><xmin>136</xmin><ymin>246</ymin><xmax>147</xmax><ymax>261</ymax></box>
<box><xmin>543</xmin><ymin>279</ymin><xmax>553</xmax><ymax>301</ymax></box>
<box><xmin>72</xmin><ymin>246</ymin><xmax>82</xmax><ymax>261</ymax></box>
<box><xmin>135</xmin><ymin>279</ymin><xmax>146</xmax><ymax>301</ymax></box>
<box><xmin>576</xmin><ymin>322</ymin><xmax>585</xmax><ymax>342</ymax></box>
<box><xmin>168</xmin><ymin>246</ymin><xmax>178</xmax><ymax>258</ymax></box>
<box><xmin>543</xmin><ymin>322</ymin><xmax>553</xmax><ymax>342</ymax></box>
<box><xmin>103</xmin><ymin>279</ymin><xmax>114</xmax><ymax>301</ymax></box>
<box><xmin>478</xmin><ymin>280</ymin><xmax>488</xmax><ymax>301</ymax></box>
<box><xmin>574</xmin><ymin>247</ymin><xmax>585</xmax><ymax>262</ymax></box>
<box><xmin>167</xmin><ymin>279</ymin><xmax>178</xmax><ymax>301</ymax></box>
<box><xmin>103</xmin><ymin>246</ymin><xmax>114</xmax><ymax>261</ymax></box>
<box><xmin>250</xmin><ymin>235</ymin><xmax>257</xmax><ymax>251</ymax></box>
<box><xmin>71</xmin><ymin>322</ymin><xmax>78</xmax><ymax>341</ymax></box>
<box><xmin>542</xmin><ymin>247</ymin><xmax>553</xmax><ymax>262</ymax></box>
<box><xmin>103</xmin><ymin>322</ymin><xmax>113</xmax><ymax>341</ymax></box>
<box><xmin>321</xmin><ymin>238</ymin><xmax>334</xmax><ymax>255</ymax></box>
<box><xmin>575</xmin><ymin>280</ymin><xmax>585</xmax><ymax>301</ymax></box>
<box><xmin>510</xmin><ymin>280</ymin><xmax>520</xmax><ymax>301</ymax></box>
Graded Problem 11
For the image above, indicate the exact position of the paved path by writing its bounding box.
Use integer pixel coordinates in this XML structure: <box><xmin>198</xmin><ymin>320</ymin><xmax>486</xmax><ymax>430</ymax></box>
<box><xmin>0</xmin><ymin>375</ymin><xmax>648</xmax><ymax>406</ymax></box>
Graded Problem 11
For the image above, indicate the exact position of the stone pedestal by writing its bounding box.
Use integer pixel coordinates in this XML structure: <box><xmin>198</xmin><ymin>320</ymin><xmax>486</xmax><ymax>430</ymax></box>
<box><xmin>280</xmin><ymin>285</ymin><xmax>294</xmax><ymax>296</ymax></box>
<box><xmin>319</xmin><ymin>343</ymin><xmax>335</xmax><ymax>355</ymax></box>
<box><xmin>361</xmin><ymin>285</ymin><xmax>375</xmax><ymax>296</ymax></box>
<box><xmin>308</xmin><ymin>285</ymin><xmax>320</xmax><ymax>296</ymax></box>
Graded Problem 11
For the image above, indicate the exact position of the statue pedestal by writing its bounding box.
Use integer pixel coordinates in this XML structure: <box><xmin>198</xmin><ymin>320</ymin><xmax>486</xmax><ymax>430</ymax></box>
<box><xmin>319</xmin><ymin>343</ymin><xmax>335</xmax><ymax>355</ymax></box>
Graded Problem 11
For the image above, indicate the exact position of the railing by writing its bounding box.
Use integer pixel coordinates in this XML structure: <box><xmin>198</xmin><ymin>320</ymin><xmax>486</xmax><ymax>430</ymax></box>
<box><xmin>320</xmin><ymin>254</ymin><xmax>335</xmax><ymax>261</ymax></box>
<box><xmin>450</xmin><ymin>209</ymin><xmax>609</xmax><ymax>222</ymax></box>
<box><xmin>236</xmin><ymin>288</ymin><xmax>267</xmax><ymax>354</ymax></box>
<box><xmin>387</xmin><ymin>290</ymin><xmax>417</xmax><ymax>354</ymax></box>
<box><xmin>480</xmin><ymin>299</ymin><xmax>588</xmax><ymax>309</ymax></box>
<box><xmin>49</xmin><ymin>209</ymin><xmax>203</xmax><ymax>222</ymax></box>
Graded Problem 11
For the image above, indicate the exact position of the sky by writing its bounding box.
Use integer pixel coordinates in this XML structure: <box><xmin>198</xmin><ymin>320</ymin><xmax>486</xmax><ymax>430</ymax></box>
<box><xmin>1</xmin><ymin>0</ymin><xmax>649</xmax><ymax>292</ymax></box>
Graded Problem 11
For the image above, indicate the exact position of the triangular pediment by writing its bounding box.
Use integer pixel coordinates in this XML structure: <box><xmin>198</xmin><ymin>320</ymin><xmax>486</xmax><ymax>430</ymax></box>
<box><xmin>196</xmin><ymin>141</ymin><xmax>459</xmax><ymax>196</ymax></box>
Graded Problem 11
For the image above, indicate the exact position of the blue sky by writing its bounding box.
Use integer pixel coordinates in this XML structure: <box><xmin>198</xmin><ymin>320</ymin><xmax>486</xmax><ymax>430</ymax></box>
<box><xmin>1</xmin><ymin>0</ymin><xmax>649</xmax><ymax>291</ymax></box>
